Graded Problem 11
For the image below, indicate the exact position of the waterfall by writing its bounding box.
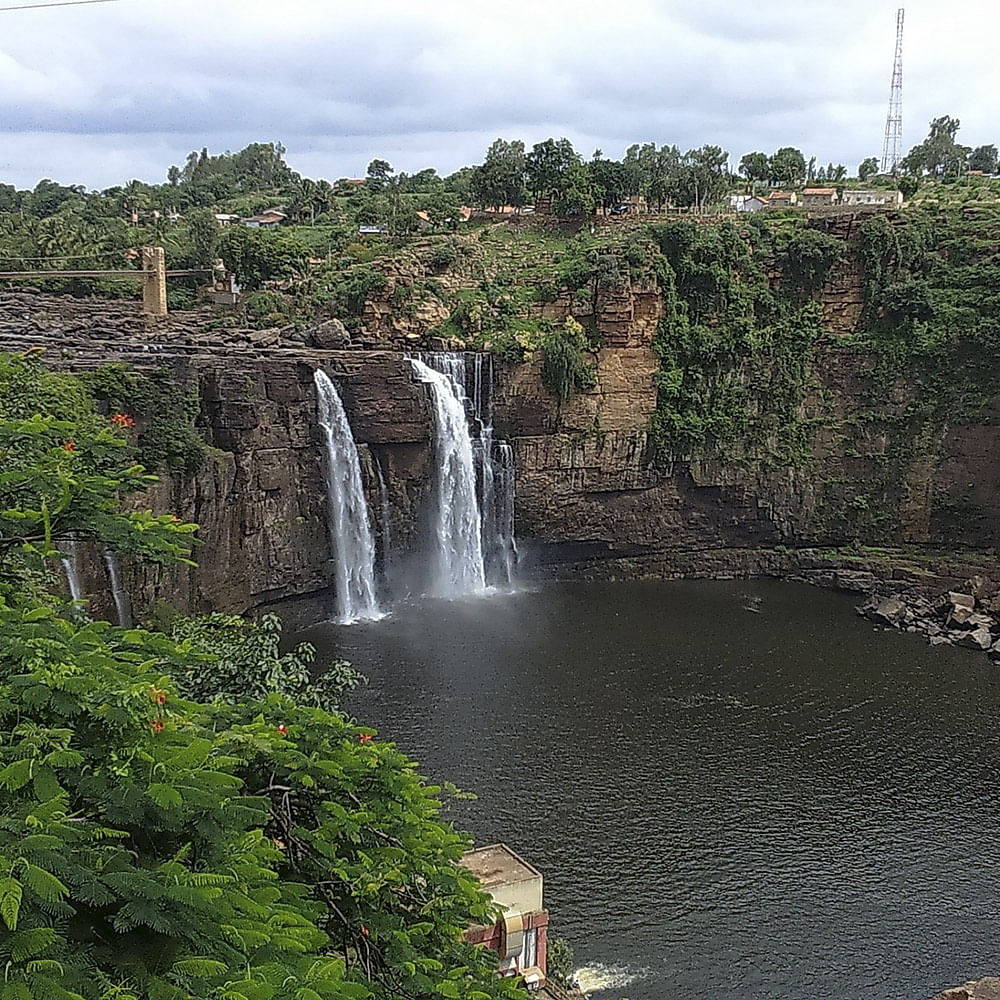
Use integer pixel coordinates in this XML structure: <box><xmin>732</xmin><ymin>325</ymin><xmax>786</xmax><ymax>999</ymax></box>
<box><xmin>103</xmin><ymin>549</ymin><xmax>133</xmax><ymax>628</ymax></box>
<box><xmin>470</xmin><ymin>353</ymin><xmax>518</xmax><ymax>586</ymax></box>
<box><xmin>409</xmin><ymin>352</ymin><xmax>518</xmax><ymax>593</ymax></box>
<box><xmin>313</xmin><ymin>370</ymin><xmax>383</xmax><ymax>623</ymax></box>
<box><xmin>61</xmin><ymin>539</ymin><xmax>84</xmax><ymax>603</ymax></box>
<box><xmin>484</xmin><ymin>439</ymin><xmax>518</xmax><ymax>586</ymax></box>
<box><xmin>408</xmin><ymin>357</ymin><xmax>487</xmax><ymax>597</ymax></box>
<box><xmin>373</xmin><ymin>453</ymin><xmax>393</xmax><ymax>576</ymax></box>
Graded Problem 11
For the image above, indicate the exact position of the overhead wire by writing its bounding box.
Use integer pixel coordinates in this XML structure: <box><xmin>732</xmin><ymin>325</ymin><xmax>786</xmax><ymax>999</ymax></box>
<box><xmin>0</xmin><ymin>0</ymin><xmax>121</xmax><ymax>11</ymax></box>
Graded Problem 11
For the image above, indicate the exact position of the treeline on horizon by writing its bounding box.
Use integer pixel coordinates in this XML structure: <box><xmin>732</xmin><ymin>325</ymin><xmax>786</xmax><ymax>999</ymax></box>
<box><xmin>0</xmin><ymin>116</ymin><xmax>997</xmax><ymax>304</ymax></box>
<box><xmin>2</xmin><ymin>114</ymin><xmax>998</xmax><ymax>220</ymax></box>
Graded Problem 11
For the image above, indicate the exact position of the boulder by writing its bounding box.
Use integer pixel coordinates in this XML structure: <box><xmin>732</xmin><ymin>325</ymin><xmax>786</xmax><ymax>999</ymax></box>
<box><xmin>964</xmin><ymin>575</ymin><xmax>993</xmax><ymax>600</ymax></box>
<box><xmin>966</xmin><ymin>612</ymin><xmax>996</xmax><ymax>630</ymax></box>
<box><xmin>308</xmin><ymin>319</ymin><xmax>350</xmax><ymax>349</ymax></box>
<box><xmin>944</xmin><ymin>591</ymin><xmax>976</xmax><ymax>611</ymax></box>
<box><xmin>958</xmin><ymin>627</ymin><xmax>994</xmax><ymax>651</ymax></box>
<box><xmin>872</xmin><ymin>596</ymin><xmax>907</xmax><ymax>627</ymax></box>
<box><xmin>932</xmin><ymin>978</ymin><xmax>1000</xmax><ymax>1000</ymax></box>
<box><xmin>949</xmin><ymin>605</ymin><xmax>976</xmax><ymax>626</ymax></box>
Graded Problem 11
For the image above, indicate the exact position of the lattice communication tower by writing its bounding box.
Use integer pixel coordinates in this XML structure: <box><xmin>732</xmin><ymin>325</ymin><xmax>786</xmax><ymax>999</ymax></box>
<box><xmin>881</xmin><ymin>8</ymin><xmax>905</xmax><ymax>174</ymax></box>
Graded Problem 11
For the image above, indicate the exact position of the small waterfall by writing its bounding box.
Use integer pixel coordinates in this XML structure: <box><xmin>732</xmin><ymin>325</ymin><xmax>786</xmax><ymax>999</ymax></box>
<box><xmin>61</xmin><ymin>539</ymin><xmax>84</xmax><ymax>603</ymax></box>
<box><xmin>412</xmin><ymin>352</ymin><xmax>518</xmax><ymax>589</ymax></box>
<box><xmin>373</xmin><ymin>453</ymin><xmax>394</xmax><ymax>578</ymax></box>
<box><xmin>313</xmin><ymin>370</ymin><xmax>383</xmax><ymax>623</ymax></box>
<box><xmin>470</xmin><ymin>354</ymin><xmax>518</xmax><ymax>586</ymax></box>
<box><xmin>484</xmin><ymin>439</ymin><xmax>518</xmax><ymax>585</ymax></box>
<box><xmin>103</xmin><ymin>549</ymin><xmax>133</xmax><ymax>628</ymax></box>
<box><xmin>408</xmin><ymin>357</ymin><xmax>487</xmax><ymax>597</ymax></box>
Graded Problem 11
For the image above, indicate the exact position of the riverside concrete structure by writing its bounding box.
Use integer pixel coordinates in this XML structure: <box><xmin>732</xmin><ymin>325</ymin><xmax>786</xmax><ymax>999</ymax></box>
<box><xmin>462</xmin><ymin>844</ymin><xmax>549</xmax><ymax>989</ymax></box>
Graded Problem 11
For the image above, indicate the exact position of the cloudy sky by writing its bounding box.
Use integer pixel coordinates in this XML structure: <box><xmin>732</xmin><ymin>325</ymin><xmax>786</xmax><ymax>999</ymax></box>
<box><xmin>1</xmin><ymin>0</ymin><xmax>997</xmax><ymax>190</ymax></box>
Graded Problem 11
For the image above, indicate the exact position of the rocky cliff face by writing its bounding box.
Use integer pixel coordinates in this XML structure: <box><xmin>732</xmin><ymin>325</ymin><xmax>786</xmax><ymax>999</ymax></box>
<box><xmin>130</xmin><ymin>351</ymin><xmax>432</xmax><ymax>614</ymax></box>
<box><xmin>6</xmin><ymin>206</ymin><xmax>999</xmax><ymax>620</ymax></box>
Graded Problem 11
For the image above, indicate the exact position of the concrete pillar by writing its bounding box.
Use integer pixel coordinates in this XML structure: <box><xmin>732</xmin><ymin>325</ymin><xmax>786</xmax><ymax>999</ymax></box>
<box><xmin>141</xmin><ymin>246</ymin><xmax>167</xmax><ymax>317</ymax></box>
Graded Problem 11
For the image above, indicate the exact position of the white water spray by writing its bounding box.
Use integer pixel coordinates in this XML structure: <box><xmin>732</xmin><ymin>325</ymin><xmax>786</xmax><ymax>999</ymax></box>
<box><xmin>413</xmin><ymin>353</ymin><xmax>518</xmax><ymax>589</ymax></box>
<box><xmin>408</xmin><ymin>357</ymin><xmax>487</xmax><ymax>597</ymax></box>
<box><xmin>103</xmin><ymin>549</ymin><xmax>132</xmax><ymax>627</ymax></box>
<box><xmin>313</xmin><ymin>370</ymin><xmax>383</xmax><ymax>623</ymax></box>
<box><xmin>61</xmin><ymin>539</ymin><xmax>84</xmax><ymax>603</ymax></box>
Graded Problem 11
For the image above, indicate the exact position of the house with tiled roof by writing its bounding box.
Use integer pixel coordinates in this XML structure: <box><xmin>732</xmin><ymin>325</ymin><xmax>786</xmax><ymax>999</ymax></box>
<box><xmin>801</xmin><ymin>187</ymin><xmax>838</xmax><ymax>206</ymax></box>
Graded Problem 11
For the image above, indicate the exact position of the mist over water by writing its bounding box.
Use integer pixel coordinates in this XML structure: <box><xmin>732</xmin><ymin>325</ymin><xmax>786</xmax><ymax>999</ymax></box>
<box><xmin>295</xmin><ymin>579</ymin><xmax>1000</xmax><ymax>999</ymax></box>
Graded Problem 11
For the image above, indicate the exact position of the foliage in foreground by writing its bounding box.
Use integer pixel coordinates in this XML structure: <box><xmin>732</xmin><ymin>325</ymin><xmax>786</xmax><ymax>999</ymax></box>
<box><xmin>0</xmin><ymin>353</ymin><xmax>519</xmax><ymax>1000</ymax></box>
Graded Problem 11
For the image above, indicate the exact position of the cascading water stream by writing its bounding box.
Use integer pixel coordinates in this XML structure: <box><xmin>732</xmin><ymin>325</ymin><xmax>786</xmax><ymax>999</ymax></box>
<box><xmin>313</xmin><ymin>370</ymin><xmax>383</xmax><ymax>623</ymax></box>
<box><xmin>412</xmin><ymin>352</ymin><xmax>517</xmax><ymax>590</ymax></box>
<box><xmin>471</xmin><ymin>353</ymin><xmax>518</xmax><ymax>586</ymax></box>
<box><xmin>103</xmin><ymin>548</ymin><xmax>132</xmax><ymax>628</ymax></box>
<box><xmin>373</xmin><ymin>454</ymin><xmax>393</xmax><ymax>577</ymax></box>
<box><xmin>408</xmin><ymin>358</ymin><xmax>487</xmax><ymax>597</ymax></box>
<box><xmin>61</xmin><ymin>538</ymin><xmax>84</xmax><ymax>603</ymax></box>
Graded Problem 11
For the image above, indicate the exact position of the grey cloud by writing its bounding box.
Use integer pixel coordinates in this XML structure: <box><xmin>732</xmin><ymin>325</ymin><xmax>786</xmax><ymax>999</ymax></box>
<box><xmin>0</xmin><ymin>0</ymin><xmax>997</xmax><ymax>188</ymax></box>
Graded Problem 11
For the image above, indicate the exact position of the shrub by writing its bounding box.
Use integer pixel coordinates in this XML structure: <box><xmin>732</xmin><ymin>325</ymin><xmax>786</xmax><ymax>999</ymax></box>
<box><xmin>540</xmin><ymin>317</ymin><xmax>596</xmax><ymax>404</ymax></box>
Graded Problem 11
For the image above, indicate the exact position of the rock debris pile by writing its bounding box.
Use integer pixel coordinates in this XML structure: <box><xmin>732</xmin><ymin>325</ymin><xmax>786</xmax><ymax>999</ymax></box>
<box><xmin>859</xmin><ymin>574</ymin><xmax>1000</xmax><ymax>661</ymax></box>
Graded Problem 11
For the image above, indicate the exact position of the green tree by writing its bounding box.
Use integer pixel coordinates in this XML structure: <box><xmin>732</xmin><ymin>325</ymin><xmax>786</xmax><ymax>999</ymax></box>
<box><xmin>525</xmin><ymin>137</ymin><xmax>580</xmax><ymax>201</ymax></box>
<box><xmin>470</xmin><ymin>139</ymin><xmax>528</xmax><ymax>212</ymax></box>
<box><xmin>540</xmin><ymin>317</ymin><xmax>596</xmax><ymax>403</ymax></box>
<box><xmin>738</xmin><ymin>151</ymin><xmax>770</xmax><ymax>185</ymax></box>
<box><xmin>675</xmin><ymin>145</ymin><xmax>729</xmax><ymax>211</ymax></box>
<box><xmin>623</xmin><ymin>142</ymin><xmax>658</xmax><ymax>200</ymax></box>
<box><xmin>365</xmin><ymin>158</ymin><xmax>394</xmax><ymax>193</ymax></box>
<box><xmin>858</xmin><ymin>156</ymin><xmax>880</xmax><ymax>181</ymax></box>
<box><xmin>218</xmin><ymin>227</ymin><xmax>309</xmax><ymax>290</ymax></box>
<box><xmin>587</xmin><ymin>150</ymin><xmax>626</xmax><ymax>213</ymax></box>
<box><xmin>186</xmin><ymin>208</ymin><xmax>219</xmax><ymax>268</ymax></box>
<box><xmin>768</xmin><ymin>147</ymin><xmax>807</xmax><ymax>186</ymax></box>
<box><xmin>902</xmin><ymin>116</ymin><xmax>969</xmax><ymax>177</ymax></box>
<box><xmin>968</xmin><ymin>144</ymin><xmax>998</xmax><ymax>174</ymax></box>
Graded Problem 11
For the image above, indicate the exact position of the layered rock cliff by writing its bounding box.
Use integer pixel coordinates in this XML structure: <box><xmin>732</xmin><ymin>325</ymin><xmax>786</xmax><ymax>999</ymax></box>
<box><xmin>5</xmin><ymin>207</ymin><xmax>999</xmax><ymax>617</ymax></box>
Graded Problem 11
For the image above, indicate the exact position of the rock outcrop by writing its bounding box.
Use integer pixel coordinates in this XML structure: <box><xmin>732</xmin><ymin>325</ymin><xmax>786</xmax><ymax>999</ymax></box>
<box><xmin>933</xmin><ymin>979</ymin><xmax>1000</xmax><ymax>1000</ymax></box>
<box><xmin>857</xmin><ymin>576</ymin><xmax>1000</xmax><ymax>662</ymax></box>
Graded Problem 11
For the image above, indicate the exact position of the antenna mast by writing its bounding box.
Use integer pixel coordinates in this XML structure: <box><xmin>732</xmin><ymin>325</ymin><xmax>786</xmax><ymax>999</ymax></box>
<box><xmin>881</xmin><ymin>8</ymin><xmax>905</xmax><ymax>174</ymax></box>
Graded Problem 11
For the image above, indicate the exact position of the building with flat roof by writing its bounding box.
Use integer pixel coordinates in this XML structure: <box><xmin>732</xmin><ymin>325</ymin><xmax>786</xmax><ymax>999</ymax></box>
<box><xmin>462</xmin><ymin>843</ymin><xmax>549</xmax><ymax>990</ymax></box>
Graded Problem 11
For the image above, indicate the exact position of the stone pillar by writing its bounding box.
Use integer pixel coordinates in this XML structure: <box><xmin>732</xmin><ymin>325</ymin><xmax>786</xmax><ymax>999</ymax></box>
<box><xmin>141</xmin><ymin>246</ymin><xmax>167</xmax><ymax>317</ymax></box>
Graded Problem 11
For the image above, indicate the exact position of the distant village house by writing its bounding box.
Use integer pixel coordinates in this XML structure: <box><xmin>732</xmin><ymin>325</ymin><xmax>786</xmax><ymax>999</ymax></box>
<box><xmin>801</xmin><ymin>187</ymin><xmax>838</xmax><ymax>207</ymax></box>
<box><xmin>840</xmin><ymin>189</ymin><xmax>905</xmax><ymax>207</ymax></box>
<box><xmin>768</xmin><ymin>191</ymin><xmax>797</xmax><ymax>208</ymax></box>
<box><xmin>730</xmin><ymin>194</ymin><xmax>768</xmax><ymax>213</ymax></box>
<box><xmin>243</xmin><ymin>208</ymin><xmax>287</xmax><ymax>228</ymax></box>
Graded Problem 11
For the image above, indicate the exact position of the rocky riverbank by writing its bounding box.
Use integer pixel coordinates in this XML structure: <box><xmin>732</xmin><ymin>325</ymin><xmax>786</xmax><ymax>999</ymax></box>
<box><xmin>858</xmin><ymin>574</ymin><xmax>1000</xmax><ymax>662</ymax></box>
<box><xmin>933</xmin><ymin>978</ymin><xmax>1000</xmax><ymax>1000</ymax></box>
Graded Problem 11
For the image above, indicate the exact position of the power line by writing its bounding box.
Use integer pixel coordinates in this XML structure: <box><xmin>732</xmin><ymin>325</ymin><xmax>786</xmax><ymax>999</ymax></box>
<box><xmin>0</xmin><ymin>0</ymin><xmax>120</xmax><ymax>11</ymax></box>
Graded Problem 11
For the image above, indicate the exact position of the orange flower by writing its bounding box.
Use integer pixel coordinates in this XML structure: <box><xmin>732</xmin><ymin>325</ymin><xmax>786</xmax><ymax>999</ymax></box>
<box><xmin>62</xmin><ymin>440</ymin><xmax>76</xmax><ymax>452</ymax></box>
<box><xmin>110</xmin><ymin>412</ymin><xmax>135</xmax><ymax>428</ymax></box>
<box><xmin>276</xmin><ymin>724</ymin><xmax>289</xmax><ymax>736</ymax></box>
<box><xmin>149</xmin><ymin>686</ymin><xmax>166</xmax><ymax>705</ymax></box>
<box><xmin>358</xmin><ymin>733</ymin><xmax>373</xmax><ymax>745</ymax></box>
<box><xmin>150</xmin><ymin>719</ymin><xmax>164</xmax><ymax>734</ymax></box>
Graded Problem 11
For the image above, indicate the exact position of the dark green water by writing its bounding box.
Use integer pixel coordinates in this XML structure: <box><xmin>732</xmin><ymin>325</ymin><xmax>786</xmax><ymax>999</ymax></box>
<box><xmin>295</xmin><ymin>579</ymin><xmax>1000</xmax><ymax>998</ymax></box>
